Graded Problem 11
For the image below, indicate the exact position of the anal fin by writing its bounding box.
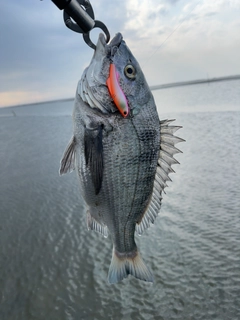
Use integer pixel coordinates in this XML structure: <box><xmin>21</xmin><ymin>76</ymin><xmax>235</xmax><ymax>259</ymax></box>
<box><xmin>87</xmin><ymin>210</ymin><xmax>108</xmax><ymax>238</ymax></box>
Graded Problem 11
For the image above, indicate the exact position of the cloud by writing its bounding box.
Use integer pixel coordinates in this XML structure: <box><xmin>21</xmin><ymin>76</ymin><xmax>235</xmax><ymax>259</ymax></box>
<box><xmin>0</xmin><ymin>0</ymin><xmax>93</xmax><ymax>106</ymax></box>
<box><xmin>1</xmin><ymin>0</ymin><xmax>240</xmax><ymax>107</ymax></box>
<box><xmin>166</xmin><ymin>0</ymin><xmax>181</xmax><ymax>5</ymax></box>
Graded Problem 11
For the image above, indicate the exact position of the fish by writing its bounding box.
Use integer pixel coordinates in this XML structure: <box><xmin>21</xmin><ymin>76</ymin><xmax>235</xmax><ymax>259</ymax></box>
<box><xmin>60</xmin><ymin>32</ymin><xmax>184</xmax><ymax>284</ymax></box>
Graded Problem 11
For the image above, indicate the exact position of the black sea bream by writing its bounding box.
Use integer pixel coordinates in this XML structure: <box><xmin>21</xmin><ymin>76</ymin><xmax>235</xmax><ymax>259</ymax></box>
<box><xmin>60</xmin><ymin>33</ymin><xmax>184</xmax><ymax>284</ymax></box>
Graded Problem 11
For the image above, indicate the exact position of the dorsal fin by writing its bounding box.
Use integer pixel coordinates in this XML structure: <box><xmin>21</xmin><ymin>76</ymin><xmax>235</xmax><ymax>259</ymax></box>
<box><xmin>136</xmin><ymin>119</ymin><xmax>184</xmax><ymax>235</ymax></box>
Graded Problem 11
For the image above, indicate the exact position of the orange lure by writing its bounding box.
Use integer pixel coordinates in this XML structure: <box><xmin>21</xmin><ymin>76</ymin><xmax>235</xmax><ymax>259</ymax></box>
<box><xmin>106</xmin><ymin>63</ymin><xmax>129</xmax><ymax>118</ymax></box>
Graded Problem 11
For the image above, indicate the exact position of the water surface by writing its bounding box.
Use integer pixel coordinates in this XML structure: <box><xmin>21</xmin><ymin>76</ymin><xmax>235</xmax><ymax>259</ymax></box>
<box><xmin>0</xmin><ymin>81</ymin><xmax>240</xmax><ymax>319</ymax></box>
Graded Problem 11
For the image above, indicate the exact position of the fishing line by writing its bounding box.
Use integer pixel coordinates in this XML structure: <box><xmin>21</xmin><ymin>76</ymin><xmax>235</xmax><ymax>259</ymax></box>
<box><xmin>143</xmin><ymin>0</ymin><xmax>202</xmax><ymax>65</ymax></box>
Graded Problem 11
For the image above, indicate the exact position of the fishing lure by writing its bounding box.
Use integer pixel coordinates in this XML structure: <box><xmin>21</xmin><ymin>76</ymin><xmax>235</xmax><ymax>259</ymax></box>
<box><xmin>106</xmin><ymin>63</ymin><xmax>129</xmax><ymax>118</ymax></box>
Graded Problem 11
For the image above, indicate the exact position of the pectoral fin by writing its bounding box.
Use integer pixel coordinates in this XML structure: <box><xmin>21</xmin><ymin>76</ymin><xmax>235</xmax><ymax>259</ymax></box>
<box><xmin>59</xmin><ymin>136</ymin><xmax>76</xmax><ymax>175</ymax></box>
<box><xmin>84</xmin><ymin>124</ymin><xmax>103</xmax><ymax>195</ymax></box>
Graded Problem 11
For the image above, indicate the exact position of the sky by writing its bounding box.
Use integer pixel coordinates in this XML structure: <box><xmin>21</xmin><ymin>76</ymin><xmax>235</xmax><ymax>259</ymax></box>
<box><xmin>0</xmin><ymin>0</ymin><xmax>240</xmax><ymax>107</ymax></box>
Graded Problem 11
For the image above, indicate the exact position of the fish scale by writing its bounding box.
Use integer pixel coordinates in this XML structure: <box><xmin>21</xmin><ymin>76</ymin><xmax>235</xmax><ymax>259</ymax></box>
<box><xmin>130</xmin><ymin>103</ymin><xmax>160</xmax><ymax>222</ymax></box>
<box><xmin>101</xmin><ymin>118</ymin><xmax>141</xmax><ymax>250</ymax></box>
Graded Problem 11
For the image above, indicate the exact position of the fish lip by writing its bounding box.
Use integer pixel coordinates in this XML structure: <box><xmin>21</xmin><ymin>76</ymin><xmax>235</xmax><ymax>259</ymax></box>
<box><xmin>106</xmin><ymin>33</ymin><xmax>123</xmax><ymax>58</ymax></box>
<box><xmin>108</xmin><ymin>32</ymin><xmax>123</xmax><ymax>48</ymax></box>
<box><xmin>98</xmin><ymin>33</ymin><xmax>107</xmax><ymax>48</ymax></box>
<box><xmin>98</xmin><ymin>32</ymin><xmax>123</xmax><ymax>49</ymax></box>
<box><xmin>97</xmin><ymin>33</ymin><xmax>123</xmax><ymax>57</ymax></box>
<box><xmin>97</xmin><ymin>33</ymin><xmax>123</xmax><ymax>54</ymax></box>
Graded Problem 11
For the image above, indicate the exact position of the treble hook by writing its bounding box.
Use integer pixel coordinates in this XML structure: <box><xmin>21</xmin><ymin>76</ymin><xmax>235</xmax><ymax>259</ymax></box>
<box><xmin>51</xmin><ymin>0</ymin><xmax>110</xmax><ymax>49</ymax></box>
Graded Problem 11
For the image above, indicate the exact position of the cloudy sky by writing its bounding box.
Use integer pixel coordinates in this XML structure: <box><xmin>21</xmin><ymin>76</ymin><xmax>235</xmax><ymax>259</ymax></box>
<box><xmin>1</xmin><ymin>0</ymin><xmax>240</xmax><ymax>107</ymax></box>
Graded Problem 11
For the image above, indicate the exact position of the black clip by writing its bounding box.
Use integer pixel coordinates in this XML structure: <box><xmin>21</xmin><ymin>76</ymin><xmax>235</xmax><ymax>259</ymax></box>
<box><xmin>63</xmin><ymin>0</ymin><xmax>110</xmax><ymax>49</ymax></box>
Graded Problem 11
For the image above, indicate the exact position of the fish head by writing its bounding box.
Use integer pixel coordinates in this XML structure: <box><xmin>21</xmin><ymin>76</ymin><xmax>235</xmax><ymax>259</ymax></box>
<box><xmin>78</xmin><ymin>32</ymin><xmax>152</xmax><ymax>116</ymax></box>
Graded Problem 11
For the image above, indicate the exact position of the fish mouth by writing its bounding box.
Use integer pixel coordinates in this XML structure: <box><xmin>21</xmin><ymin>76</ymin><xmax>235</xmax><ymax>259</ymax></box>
<box><xmin>108</xmin><ymin>32</ymin><xmax>123</xmax><ymax>48</ymax></box>
<box><xmin>87</xmin><ymin>32</ymin><xmax>125</xmax><ymax>115</ymax></box>
<box><xmin>98</xmin><ymin>32</ymin><xmax>123</xmax><ymax>55</ymax></box>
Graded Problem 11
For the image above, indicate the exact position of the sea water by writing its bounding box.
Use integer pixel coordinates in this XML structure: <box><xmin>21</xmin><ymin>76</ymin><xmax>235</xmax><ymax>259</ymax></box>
<box><xmin>0</xmin><ymin>80</ymin><xmax>239</xmax><ymax>320</ymax></box>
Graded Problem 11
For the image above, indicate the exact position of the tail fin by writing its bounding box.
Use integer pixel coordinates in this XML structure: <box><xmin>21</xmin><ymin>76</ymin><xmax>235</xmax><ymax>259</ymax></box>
<box><xmin>108</xmin><ymin>248</ymin><xmax>153</xmax><ymax>284</ymax></box>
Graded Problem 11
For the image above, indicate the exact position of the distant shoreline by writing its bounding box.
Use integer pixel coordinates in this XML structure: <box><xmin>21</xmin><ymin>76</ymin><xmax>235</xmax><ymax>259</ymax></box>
<box><xmin>1</xmin><ymin>74</ymin><xmax>240</xmax><ymax>109</ymax></box>
<box><xmin>0</xmin><ymin>97</ymin><xmax>74</xmax><ymax>110</ymax></box>
<box><xmin>150</xmin><ymin>74</ymin><xmax>240</xmax><ymax>91</ymax></box>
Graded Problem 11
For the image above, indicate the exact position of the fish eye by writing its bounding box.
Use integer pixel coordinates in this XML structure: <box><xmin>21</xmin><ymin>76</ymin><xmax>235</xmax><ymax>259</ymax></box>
<box><xmin>124</xmin><ymin>64</ymin><xmax>136</xmax><ymax>79</ymax></box>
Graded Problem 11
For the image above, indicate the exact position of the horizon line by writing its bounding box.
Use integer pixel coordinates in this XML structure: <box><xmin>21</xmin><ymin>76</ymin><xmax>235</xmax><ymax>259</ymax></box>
<box><xmin>1</xmin><ymin>74</ymin><xmax>240</xmax><ymax>109</ymax></box>
<box><xmin>150</xmin><ymin>74</ymin><xmax>240</xmax><ymax>91</ymax></box>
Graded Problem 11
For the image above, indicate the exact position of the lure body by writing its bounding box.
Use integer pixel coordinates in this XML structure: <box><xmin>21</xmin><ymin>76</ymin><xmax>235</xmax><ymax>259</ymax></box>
<box><xmin>106</xmin><ymin>63</ymin><xmax>129</xmax><ymax>118</ymax></box>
